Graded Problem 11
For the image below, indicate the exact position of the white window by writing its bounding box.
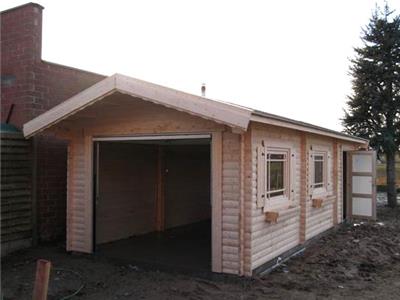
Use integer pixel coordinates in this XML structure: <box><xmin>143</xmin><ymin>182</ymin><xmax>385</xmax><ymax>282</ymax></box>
<box><xmin>266</xmin><ymin>149</ymin><xmax>290</xmax><ymax>200</ymax></box>
<box><xmin>312</xmin><ymin>151</ymin><xmax>326</xmax><ymax>189</ymax></box>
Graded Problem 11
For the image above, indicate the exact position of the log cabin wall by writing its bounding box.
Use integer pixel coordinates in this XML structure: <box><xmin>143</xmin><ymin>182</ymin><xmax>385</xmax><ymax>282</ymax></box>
<box><xmin>250</xmin><ymin>122</ymin><xmax>302</xmax><ymax>271</ymax></box>
<box><xmin>242</xmin><ymin>129</ymin><xmax>253</xmax><ymax>276</ymax></box>
<box><xmin>220</xmin><ymin>129</ymin><xmax>252</xmax><ymax>276</ymax></box>
<box><xmin>221</xmin><ymin>131</ymin><xmax>241</xmax><ymax>274</ymax></box>
<box><xmin>56</xmin><ymin>92</ymin><xmax>364</xmax><ymax>275</ymax></box>
<box><xmin>249</xmin><ymin>122</ymin><xmax>361</xmax><ymax>273</ymax></box>
<box><xmin>60</xmin><ymin>94</ymin><xmax>241</xmax><ymax>272</ymax></box>
<box><xmin>66</xmin><ymin>133</ymin><xmax>91</xmax><ymax>253</ymax></box>
<box><xmin>304</xmin><ymin>136</ymin><xmax>335</xmax><ymax>240</ymax></box>
<box><xmin>304</xmin><ymin>137</ymin><xmax>358</xmax><ymax>240</ymax></box>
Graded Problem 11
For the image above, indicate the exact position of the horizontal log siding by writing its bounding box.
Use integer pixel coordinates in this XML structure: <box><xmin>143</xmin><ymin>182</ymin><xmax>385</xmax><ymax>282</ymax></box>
<box><xmin>305</xmin><ymin>195</ymin><xmax>335</xmax><ymax>240</ymax></box>
<box><xmin>66</xmin><ymin>134</ymin><xmax>89</xmax><ymax>252</ymax></box>
<box><xmin>305</xmin><ymin>137</ymin><xmax>335</xmax><ymax>240</ymax></box>
<box><xmin>1</xmin><ymin>132</ymin><xmax>32</xmax><ymax>255</ymax></box>
<box><xmin>250</xmin><ymin>123</ymin><xmax>301</xmax><ymax>270</ymax></box>
<box><xmin>54</xmin><ymin>93</ymin><xmax>365</xmax><ymax>275</ymax></box>
<box><xmin>299</xmin><ymin>133</ymin><xmax>307</xmax><ymax>243</ymax></box>
<box><xmin>58</xmin><ymin>96</ymin><xmax>230</xmax><ymax>270</ymax></box>
<box><xmin>243</xmin><ymin>129</ymin><xmax>253</xmax><ymax>276</ymax></box>
<box><xmin>221</xmin><ymin>132</ymin><xmax>241</xmax><ymax>274</ymax></box>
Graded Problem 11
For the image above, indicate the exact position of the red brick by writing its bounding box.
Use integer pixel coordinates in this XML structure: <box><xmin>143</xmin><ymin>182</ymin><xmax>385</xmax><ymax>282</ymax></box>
<box><xmin>1</xmin><ymin>3</ymin><xmax>105</xmax><ymax>241</ymax></box>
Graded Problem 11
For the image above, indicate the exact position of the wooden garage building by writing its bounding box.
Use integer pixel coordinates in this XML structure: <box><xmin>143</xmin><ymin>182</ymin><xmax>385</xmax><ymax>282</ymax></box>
<box><xmin>23</xmin><ymin>74</ymin><xmax>376</xmax><ymax>276</ymax></box>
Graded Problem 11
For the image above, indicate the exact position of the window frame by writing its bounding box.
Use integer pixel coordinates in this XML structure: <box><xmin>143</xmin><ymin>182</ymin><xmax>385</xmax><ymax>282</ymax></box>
<box><xmin>311</xmin><ymin>150</ymin><xmax>327</xmax><ymax>194</ymax></box>
<box><xmin>265</xmin><ymin>148</ymin><xmax>291</xmax><ymax>204</ymax></box>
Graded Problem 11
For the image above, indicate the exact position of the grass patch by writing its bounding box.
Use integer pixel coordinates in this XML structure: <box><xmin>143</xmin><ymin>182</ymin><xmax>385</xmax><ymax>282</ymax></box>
<box><xmin>376</xmin><ymin>161</ymin><xmax>400</xmax><ymax>187</ymax></box>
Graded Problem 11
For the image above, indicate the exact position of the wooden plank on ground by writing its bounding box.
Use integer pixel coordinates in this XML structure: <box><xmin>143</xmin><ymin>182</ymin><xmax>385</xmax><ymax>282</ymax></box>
<box><xmin>32</xmin><ymin>259</ymin><xmax>51</xmax><ymax>300</ymax></box>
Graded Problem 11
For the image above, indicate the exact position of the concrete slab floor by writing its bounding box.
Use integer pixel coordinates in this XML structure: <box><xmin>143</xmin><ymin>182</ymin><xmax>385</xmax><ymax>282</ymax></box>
<box><xmin>95</xmin><ymin>220</ymin><xmax>211</xmax><ymax>274</ymax></box>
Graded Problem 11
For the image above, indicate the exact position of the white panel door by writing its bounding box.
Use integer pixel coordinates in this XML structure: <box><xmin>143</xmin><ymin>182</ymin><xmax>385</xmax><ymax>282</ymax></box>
<box><xmin>347</xmin><ymin>151</ymin><xmax>376</xmax><ymax>220</ymax></box>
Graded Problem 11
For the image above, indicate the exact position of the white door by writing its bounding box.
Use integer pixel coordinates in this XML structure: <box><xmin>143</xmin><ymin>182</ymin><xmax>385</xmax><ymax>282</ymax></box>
<box><xmin>346</xmin><ymin>151</ymin><xmax>377</xmax><ymax>220</ymax></box>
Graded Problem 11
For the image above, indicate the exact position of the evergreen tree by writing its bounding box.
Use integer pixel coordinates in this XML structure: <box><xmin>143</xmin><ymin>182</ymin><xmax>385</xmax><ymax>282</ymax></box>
<box><xmin>343</xmin><ymin>4</ymin><xmax>400</xmax><ymax>208</ymax></box>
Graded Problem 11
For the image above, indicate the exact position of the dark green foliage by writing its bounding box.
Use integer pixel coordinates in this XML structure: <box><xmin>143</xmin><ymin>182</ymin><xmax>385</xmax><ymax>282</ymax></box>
<box><xmin>343</xmin><ymin>4</ymin><xmax>400</xmax><ymax>207</ymax></box>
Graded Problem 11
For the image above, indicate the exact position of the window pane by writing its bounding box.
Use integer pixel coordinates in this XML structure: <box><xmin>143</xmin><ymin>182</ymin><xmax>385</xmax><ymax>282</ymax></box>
<box><xmin>270</xmin><ymin>161</ymin><xmax>284</xmax><ymax>191</ymax></box>
<box><xmin>314</xmin><ymin>155</ymin><xmax>323</xmax><ymax>161</ymax></box>
<box><xmin>314</xmin><ymin>160</ymin><xmax>323</xmax><ymax>185</ymax></box>
<box><xmin>269</xmin><ymin>190</ymin><xmax>284</xmax><ymax>197</ymax></box>
<box><xmin>266</xmin><ymin>151</ymin><xmax>288</xmax><ymax>198</ymax></box>
<box><xmin>270</xmin><ymin>154</ymin><xmax>285</xmax><ymax>160</ymax></box>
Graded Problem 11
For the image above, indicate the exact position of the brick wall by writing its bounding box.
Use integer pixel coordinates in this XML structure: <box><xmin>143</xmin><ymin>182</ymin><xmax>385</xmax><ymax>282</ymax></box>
<box><xmin>1</xmin><ymin>3</ymin><xmax>42</xmax><ymax>126</ymax></box>
<box><xmin>1</xmin><ymin>3</ymin><xmax>106</xmax><ymax>241</ymax></box>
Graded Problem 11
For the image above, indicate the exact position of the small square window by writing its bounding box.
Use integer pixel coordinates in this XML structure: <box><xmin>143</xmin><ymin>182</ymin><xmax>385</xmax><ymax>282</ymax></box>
<box><xmin>313</xmin><ymin>153</ymin><xmax>325</xmax><ymax>188</ymax></box>
<box><xmin>266</xmin><ymin>150</ymin><xmax>289</xmax><ymax>199</ymax></box>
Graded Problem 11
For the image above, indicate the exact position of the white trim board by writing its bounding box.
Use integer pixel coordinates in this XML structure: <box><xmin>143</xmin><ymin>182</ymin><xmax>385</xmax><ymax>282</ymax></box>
<box><xmin>250</xmin><ymin>115</ymin><xmax>367</xmax><ymax>144</ymax></box>
<box><xmin>93</xmin><ymin>134</ymin><xmax>211</xmax><ymax>142</ymax></box>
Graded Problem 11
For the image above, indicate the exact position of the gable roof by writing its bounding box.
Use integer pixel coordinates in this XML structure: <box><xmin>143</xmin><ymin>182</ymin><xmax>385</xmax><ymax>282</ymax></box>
<box><xmin>23</xmin><ymin>74</ymin><xmax>252</xmax><ymax>138</ymax></box>
<box><xmin>23</xmin><ymin>73</ymin><xmax>367</xmax><ymax>144</ymax></box>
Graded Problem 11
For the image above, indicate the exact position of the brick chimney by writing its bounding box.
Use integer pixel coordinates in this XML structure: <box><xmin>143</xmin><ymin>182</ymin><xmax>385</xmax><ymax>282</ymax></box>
<box><xmin>1</xmin><ymin>3</ymin><xmax>43</xmax><ymax>62</ymax></box>
<box><xmin>0</xmin><ymin>3</ymin><xmax>44</xmax><ymax>125</ymax></box>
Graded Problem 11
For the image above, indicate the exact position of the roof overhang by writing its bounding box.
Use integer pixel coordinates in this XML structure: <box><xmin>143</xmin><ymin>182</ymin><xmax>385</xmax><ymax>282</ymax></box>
<box><xmin>251</xmin><ymin>111</ymin><xmax>368</xmax><ymax>144</ymax></box>
<box><xmin>22</xmin><ymin>73</ymin><xmax>368</xmax><ymax>145</ymax></box>
<box><xmin>23</xmin><ymin>74</ymin><xmax>252</xmax><ymax>138</ymax></box>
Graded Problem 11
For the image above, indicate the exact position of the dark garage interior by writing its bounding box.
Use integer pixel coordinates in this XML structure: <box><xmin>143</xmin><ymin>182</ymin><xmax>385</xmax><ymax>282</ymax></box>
<box><xmin>93</xmin><ymin>138</ymin><xmax>211</xmax><ymax>272</ymax></box>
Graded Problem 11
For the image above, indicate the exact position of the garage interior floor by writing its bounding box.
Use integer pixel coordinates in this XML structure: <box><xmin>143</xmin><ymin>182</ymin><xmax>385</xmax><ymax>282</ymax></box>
<box><xmin>96</xmin><ymin>220</ymin><xmax>211</xmax><ymax>273</ymax></box>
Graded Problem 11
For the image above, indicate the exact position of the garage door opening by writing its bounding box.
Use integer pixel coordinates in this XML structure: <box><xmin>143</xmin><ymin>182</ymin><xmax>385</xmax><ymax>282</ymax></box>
<box><xmin>92</xmin><ymin>136</ymin><xmax>212</xmax><ymax>272</ymax></box>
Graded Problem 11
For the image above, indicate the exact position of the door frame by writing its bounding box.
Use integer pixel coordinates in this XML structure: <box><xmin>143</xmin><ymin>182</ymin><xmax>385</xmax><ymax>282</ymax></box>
<box><xmin>345</xmin><ymin>150</ymin><xmax>377</xmax><ymax>220</ymax></box>
<box><xmin>342</xmin><ymin>150</ymin><xmax>347</xmax><ymax>220</ymax></box>
<box><xmin>90</xmin><ymin>132</ymin><xmax>222</xmax><ymax>273</ymax></box>
<box><xmin>341</xmin><ymin>145</ymin><xmax>355</xmax><ymax>222</ymax></box>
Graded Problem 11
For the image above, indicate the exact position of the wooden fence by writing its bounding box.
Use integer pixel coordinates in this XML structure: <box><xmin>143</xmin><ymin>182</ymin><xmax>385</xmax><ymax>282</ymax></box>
<box><xmin>1</xmin><ymin>131</ymin><xmax>33</xmax><ymax>256</ymax></box>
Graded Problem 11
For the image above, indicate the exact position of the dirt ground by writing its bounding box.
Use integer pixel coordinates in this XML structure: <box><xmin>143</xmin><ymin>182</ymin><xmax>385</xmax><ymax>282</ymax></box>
<box><xmin>2</xmin><ymin>203</ymin><xmax>400</xmax><ymax>300</ymax></box>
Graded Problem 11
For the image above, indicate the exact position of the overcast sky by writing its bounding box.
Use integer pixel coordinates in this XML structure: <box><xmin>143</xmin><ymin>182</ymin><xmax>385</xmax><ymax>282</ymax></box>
<box><xmin>2</xmin><ymin>0</ymin><xmax>399</xmax><ymax>131</ymax></box>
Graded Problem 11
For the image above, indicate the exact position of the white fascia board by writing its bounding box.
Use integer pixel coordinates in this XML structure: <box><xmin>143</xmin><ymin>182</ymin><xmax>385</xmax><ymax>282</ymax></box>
<box><xmin>23</xmin><ymin>75</ymin><xmax>117</xmax><ymax>138</ymax></box>
<box><xmin>93</xmin><ymin>134</ymin><xmax>211</xmax><ymax>141</ymax></box>
<box><xmin>114</xmin><ymin>74</ymin><xmax>251</xmax><ymax>131</ymax></box>
<box><xmin>250</xmin><ymin>115</ymin><xmax>368</xmax><ymax>144</ymax></box>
